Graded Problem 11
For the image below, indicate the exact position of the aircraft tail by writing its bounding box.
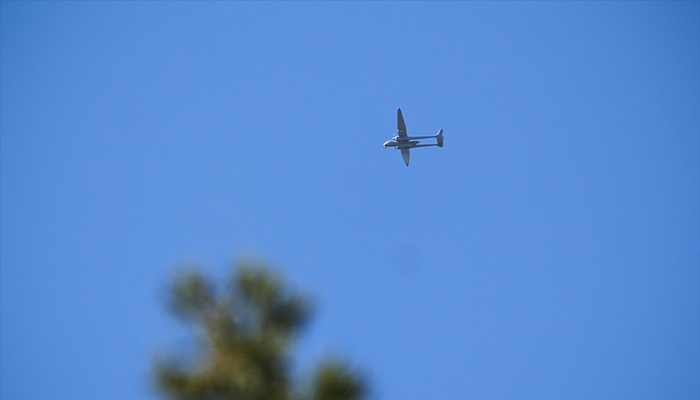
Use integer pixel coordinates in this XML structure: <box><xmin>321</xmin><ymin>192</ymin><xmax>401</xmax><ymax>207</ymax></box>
<box><xmin>436</xmin><ymin>129</ymin><xmax>444</xmax><ymax>147</ymax></box>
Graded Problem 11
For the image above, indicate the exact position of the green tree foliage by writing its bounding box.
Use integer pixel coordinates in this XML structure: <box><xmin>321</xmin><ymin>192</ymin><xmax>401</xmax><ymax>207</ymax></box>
<box><xmin>154</xmin><ymin>260</ymin><xmax>368</xmax><ymax>400</ymax></box>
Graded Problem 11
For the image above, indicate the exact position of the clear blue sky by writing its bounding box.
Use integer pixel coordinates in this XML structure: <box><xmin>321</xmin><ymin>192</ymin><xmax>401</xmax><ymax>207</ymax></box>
<box><xmin>2</xmin><ymin>2</ymin><xmax>699</xmax><ymax>399</ymax></box>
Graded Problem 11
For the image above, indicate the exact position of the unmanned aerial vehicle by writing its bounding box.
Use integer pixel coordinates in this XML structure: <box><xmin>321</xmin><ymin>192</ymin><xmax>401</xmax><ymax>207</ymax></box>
<box><xmin>383</xmin><ymin>108</ymin><xmax>443</xmax><ymax>166</ymax></box>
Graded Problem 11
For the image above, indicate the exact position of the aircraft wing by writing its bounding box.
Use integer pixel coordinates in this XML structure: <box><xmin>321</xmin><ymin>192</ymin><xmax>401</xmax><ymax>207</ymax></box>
<box><xmin>401</xmin><ymin>148</ymin><xmax>410</xmax><ymax>166</ymax></box>
<box><xmin>397</xmin><ymin>108</ymin><xmax>407</xmax><ymax>138</ymax></box>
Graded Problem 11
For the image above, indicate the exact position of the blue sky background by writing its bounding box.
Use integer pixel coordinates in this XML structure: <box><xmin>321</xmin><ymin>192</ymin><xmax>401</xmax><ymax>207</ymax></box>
<box><xmin>2</xmin><ymin>2</ymin><xmax>699</xmax><ymax>400</ymax></box>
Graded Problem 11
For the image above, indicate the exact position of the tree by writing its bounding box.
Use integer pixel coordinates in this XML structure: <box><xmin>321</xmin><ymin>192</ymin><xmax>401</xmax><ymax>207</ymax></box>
<box><xmin>154</xmin><ymin>259</ymin><xmax>367</xmax><ymax>400</ymax></box>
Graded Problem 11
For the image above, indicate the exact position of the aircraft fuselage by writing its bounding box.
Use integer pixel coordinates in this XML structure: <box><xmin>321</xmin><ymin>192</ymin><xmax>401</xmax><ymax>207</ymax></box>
<box><xmin>383</xmin><ymin>139</ymin><xmax>420</xmax><ymax>149</ymax></box>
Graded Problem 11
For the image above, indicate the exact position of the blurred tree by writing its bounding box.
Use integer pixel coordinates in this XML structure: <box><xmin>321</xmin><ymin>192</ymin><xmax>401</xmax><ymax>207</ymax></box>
<box><xmin>154</xmin><ymin>259</ymin><xmax>367</xmax><ymax>400</ymax></box>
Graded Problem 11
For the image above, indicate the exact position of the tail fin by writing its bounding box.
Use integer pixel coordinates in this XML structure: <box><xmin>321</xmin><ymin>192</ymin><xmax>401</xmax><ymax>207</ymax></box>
<box><xmin>436</xmin><ymin>129</ymin><xmax>444</xmax><ymax>147</ymax></box>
